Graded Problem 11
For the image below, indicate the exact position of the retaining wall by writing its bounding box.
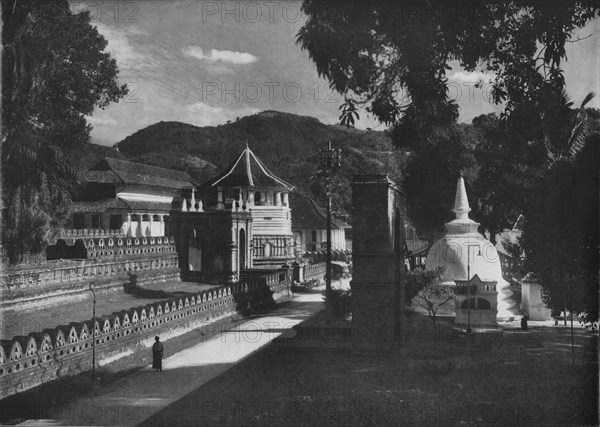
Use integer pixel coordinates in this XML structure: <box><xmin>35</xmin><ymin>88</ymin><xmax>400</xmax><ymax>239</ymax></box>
<box><xmin>0</xmin><ymin>275</ymin><xmax>292</xmax><ymax>400</ymax></box>
<box><xmin>1</xmin><ymin>252</ymin><xmax>180</xmax><ymax>310</ymax></box>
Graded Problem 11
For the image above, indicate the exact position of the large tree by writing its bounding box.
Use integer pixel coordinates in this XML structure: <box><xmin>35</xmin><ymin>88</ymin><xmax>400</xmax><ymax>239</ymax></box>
<box><xmin>520</xmin><ymin>94</ymin><xmax>599</xmax><ymax>323</ymax></box>
<box><xmin>297</xmin><ymin>1</ymin><xmax>599</xmax><ymax>319</ymax></box>
<box><xmin>297</xmin><ymin>1</ymin><xmax>597</xmax><ymax>238</ymax></box>
<box><xmin>1</xmin><ymin>0</ymin><xmax>128</xmax><ymax>263</ymax></box>
<box><xmin>298</xmin><ymin>1</ymin><xmax>596</xmax><ymax>133</ymax></box>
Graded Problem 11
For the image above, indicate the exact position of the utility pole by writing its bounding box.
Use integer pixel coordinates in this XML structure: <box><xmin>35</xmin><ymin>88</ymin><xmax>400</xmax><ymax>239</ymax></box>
<box><xmin>318</xmin><ymin>141</ymin><xmax>342</xmax><ymax>300</ymax></box>
<box><xmin>466</xmin><ymin>244</ymin><xmax>481</xmax><ymax>334</ymax></box>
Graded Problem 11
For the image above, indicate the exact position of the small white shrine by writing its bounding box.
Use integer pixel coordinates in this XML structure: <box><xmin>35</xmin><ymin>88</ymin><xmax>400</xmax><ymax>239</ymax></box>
<box><xmin>424</xmin><ymin>174</ymin><xmax>518</xmax><ymax>320</ymax></box>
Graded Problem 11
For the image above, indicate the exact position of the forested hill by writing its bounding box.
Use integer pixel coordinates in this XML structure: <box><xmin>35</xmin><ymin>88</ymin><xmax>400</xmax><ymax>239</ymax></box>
<box><xmin>113</xmin><ymin>110</ymin><xmax>406</xmax><ymax>217</ymax></box>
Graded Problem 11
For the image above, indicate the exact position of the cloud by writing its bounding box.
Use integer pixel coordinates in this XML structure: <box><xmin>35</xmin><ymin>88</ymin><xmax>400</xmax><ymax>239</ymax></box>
<box><xmin>94</xmin><ymin>22</ymin><xmax>147</xmax><ymax>70</ymax></box>
<box><xmin>182</xmin><ymin>46</ymin><xmax>258</xmax><ymax>65</ymax></box>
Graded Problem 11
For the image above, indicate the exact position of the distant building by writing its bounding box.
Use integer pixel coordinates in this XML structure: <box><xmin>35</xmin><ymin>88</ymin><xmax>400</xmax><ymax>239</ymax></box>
<box><xmin>404</xmin><ymin>225</ymin><xmax>428</xmax><ymax>270</ymax></box>
<box><xmin>289</xmin><ymin>193</ymin><xmax>351</xmax><ymax>253</ymax></box>
<box><xmin>66</xmin><ymin>157</ymin><xmax>194</xmax><ymax>238</ymax></box>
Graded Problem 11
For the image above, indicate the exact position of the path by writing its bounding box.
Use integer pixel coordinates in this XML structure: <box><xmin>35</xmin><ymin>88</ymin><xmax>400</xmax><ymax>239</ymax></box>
<box><xmin>13</xmin><ymin>290</ymin><xmax>325</xmax><ymax>426</ymax></box>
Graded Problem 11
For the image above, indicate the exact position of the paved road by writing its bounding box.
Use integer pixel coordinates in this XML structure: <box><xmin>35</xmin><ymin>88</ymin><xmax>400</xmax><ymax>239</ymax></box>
<box><xmin>15</xmin><ymin>290</ymin><xmax>325</xmax><ymax>426</ymax></box>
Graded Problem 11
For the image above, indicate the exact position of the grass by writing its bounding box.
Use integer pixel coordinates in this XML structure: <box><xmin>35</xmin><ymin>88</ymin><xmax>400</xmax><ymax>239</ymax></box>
<box><xmin>142</xmin><ymin>312</ymin><xmax>598</xmax><ymax>426</ymax></box>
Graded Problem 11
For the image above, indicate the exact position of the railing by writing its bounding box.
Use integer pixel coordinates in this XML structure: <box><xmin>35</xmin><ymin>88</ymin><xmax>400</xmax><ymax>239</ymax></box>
<box><xmin>301</xmin><ymin>249</ymin><xmax>352</xmax><ymax>263</ymax></box>
<box><xmin>252</xmin><ymin>236</ymin><xmax>294</xmax><ymax>259</ymax></box>
<box><xmin>47</xmin><ymin>236</ymin><xmax>177</xmax><ymax>261</ymax></box>
<box><xmin>304</xmin><ymin>262</ymin><xmax>326</xmax><ymax>282</ymax></box>
<box><xmin>60</xmin><ymin>229</ymin><xmax>125</xmax><ymax>238</ymax></box>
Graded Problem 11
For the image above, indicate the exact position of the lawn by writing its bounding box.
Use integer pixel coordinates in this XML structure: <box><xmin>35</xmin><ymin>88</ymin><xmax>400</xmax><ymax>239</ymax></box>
<box><xmin>142</xmin><ymin>312</ymin><xmax>598</xmax><ymax>426</ymax></box>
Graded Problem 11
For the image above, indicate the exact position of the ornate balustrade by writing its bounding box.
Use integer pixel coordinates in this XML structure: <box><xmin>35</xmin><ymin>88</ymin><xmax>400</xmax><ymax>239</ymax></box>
<box><xmin>60</xmin><ymin>229</ymin><xmax>125</xmax><ymax>238</ymax></box>
<box><xmin>0</xmin><ymin>276</ymin><xmax>292</xmax><ymax>399</ymax></box>
<box><xmin>48</xmin><ymin>235</ymin><xmax>177</xmax><ymax>261</ymax></box>
<box><xmin>82</xmin><ymin>236</ymin><xmax>176</xmax><ymax>259</ymax></box>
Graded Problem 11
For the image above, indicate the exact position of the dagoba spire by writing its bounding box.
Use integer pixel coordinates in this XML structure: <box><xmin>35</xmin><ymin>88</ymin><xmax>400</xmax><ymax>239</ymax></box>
<box><xmin>452</xmin><ymin>172</ymin><xmax>471</xmax><ymax>221</ymax></box>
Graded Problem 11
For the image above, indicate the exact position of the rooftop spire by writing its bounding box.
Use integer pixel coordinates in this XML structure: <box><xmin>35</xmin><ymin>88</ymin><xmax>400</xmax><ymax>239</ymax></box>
<box><xmin>452</xmin><ymin>174</ymin><xmax>471</xmax><ymax>220</ymax></box>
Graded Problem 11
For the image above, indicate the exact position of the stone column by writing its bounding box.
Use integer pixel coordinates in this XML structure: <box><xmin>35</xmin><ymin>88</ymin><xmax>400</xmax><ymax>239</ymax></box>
<box><xmin>148</xmin><ymin>214</ymin><xmax>153</xmax><ymax>237</ymax></box>
<box><xmin>158</xmin><ymin>214</ymin><xmax>165</xmax><ymax>236</ymax></box>
<box><xmin>126</xmin><ymin>213</ymin><xmax>132</xmax><ymax>237</ymax></box>
<box><xmin>217</xmin><ymin>188</ymin><xmax>224</xmax><ymax>210</ymax></box>
<box><xmin>351</xmin><ymin>175</ymin><xmax>405</xmax><ymax>351</ymax></box>
<box><xmin>274</xmin><ymin>192</ymin><xmax>281</xmax><ymax>206</ymax></box>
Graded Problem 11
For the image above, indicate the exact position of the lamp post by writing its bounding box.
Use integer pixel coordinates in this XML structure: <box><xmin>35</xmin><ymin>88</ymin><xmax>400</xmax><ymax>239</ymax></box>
<box><xmin>466</xmin><ymin>244</ymin><xmax>481</xmax><ymax>334</ymax></box>
<box><xmin>317</xmin><ymin>141</ymin><xmax>342</xmax><ymax>298</ymax></box>
<box><xmin>89</xmin><ymin>281</ymin><xmax>96</xmax><ymax>379</ymax></box>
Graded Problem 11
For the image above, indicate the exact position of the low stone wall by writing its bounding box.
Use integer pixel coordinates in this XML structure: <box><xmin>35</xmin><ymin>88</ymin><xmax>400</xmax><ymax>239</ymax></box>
<box><xmin>1</xmin><ymin>255</ymin><xmax>180</xmax><ymax>310</ymax></box>
<box><xmin>0</xmin><ymin>277</ymin><xmax>292</xmax><ymax>400</ymax></box>
<box><xmin>304</xmin><ymin>262</ymin><xmax>326</xmax><ymax>282</ymax></box>
<box><xmin>47</xmin><ymin>235</ymin><xmax>176</xmax><ymax>260</ymax></box>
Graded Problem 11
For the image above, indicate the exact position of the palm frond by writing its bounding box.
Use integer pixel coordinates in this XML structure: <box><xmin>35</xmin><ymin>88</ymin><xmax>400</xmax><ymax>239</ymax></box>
<box><xmin>580</xmin><ymin>92</ymin><xmax>596</xmax><ymax>109</ymax></box>
<box><xmin>565</xmin><ymin>92</ymin><xmax>595</xmax><ymax>160</ymax></box>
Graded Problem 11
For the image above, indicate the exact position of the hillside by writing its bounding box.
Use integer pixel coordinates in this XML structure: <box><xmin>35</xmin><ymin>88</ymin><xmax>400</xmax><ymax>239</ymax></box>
<box><xmin>114</xmin><ymin>110</ymin><xmax>407</xmax><ymax>217</ymax></box>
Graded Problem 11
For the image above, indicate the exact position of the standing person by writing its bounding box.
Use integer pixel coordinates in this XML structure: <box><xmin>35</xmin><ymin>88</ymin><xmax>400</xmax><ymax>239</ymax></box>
<box><xmin>152</xmin><ymin>336</ymin><xmax>163</xmax><ymax>372</ymax></box>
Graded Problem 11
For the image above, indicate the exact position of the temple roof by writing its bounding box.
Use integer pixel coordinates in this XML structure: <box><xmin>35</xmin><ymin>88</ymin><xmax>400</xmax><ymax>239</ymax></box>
<box><xmin>72</xmin><ymin>198</ymin><xmax>174</xmax><ymax>213</ymax></box>
<box><xmin>201</xmin><ymin>145</ymin><xmax>293</xmax><ymax>190</ymax></box>
<box><xmin>85</xmin><ymin>158</ymin><xmax>194</xmax><ymax>190</ymax></box>
<box><xmin>290</xmin><ymin>193</ymin><xmax>351</xmax><ymax>230</ymax></box>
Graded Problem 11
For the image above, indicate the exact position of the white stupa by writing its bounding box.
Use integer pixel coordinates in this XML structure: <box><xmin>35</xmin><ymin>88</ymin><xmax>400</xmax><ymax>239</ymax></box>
<box><xmin>424</xmin><ymin>174</ymin><xmax>517</xmax><ymax>319</ymax></box>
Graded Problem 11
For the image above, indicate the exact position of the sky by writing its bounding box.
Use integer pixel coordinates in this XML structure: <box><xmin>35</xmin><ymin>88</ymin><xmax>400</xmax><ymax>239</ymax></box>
<box><xmin>74</xmin><ymin>1</ymin><xmax>600</xmax><ymax>146</ymax></box>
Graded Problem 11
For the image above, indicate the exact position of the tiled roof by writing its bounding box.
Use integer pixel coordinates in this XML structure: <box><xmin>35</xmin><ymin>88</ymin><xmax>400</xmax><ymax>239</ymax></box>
<box><xmin>85</xmin><ymin>158</ymin><xmax>194</xmax><ymax>190</ymax></box>
<box><xmin>201</xmin><ymin>145</ymin><xmax>293</xmax><ymax>190</ymax></box>
<box><xmin>72</xmin><ymin>198</ymin><xmax>174</xmax><ymax>213</ymax></box>
<box><xmin>72</xmin><ymin>199</ymin><xmax>130</xmax><ymax>212</ymax></box>
<box><xmin>290</xmin><ymin>193</ymin><xmax>350</xmax><ymax>230</ymax></box>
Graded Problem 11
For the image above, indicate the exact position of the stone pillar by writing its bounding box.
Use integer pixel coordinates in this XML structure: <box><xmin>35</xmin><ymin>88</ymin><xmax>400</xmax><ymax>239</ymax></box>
<box><xmin>274</xmin><ymin>192</ymin><xmax>281</xmax><ymax>206</ymax></box>
<box><xmin>158</xmin><ymin>214</ymin><xmax>165</xmax><ymax>236</ymax></box>
<box><xmin>282</xmin><ymin>192</ymin><xmax>289</xmax><ymax>206</ymax></box>
<box><xmin>148</xmin><ymin>214</ymin><xmax>153</xmax><ymax>237</ymax></box>
<box><xmin>217</xmin><ymin>188</ymin><xmax>224</xmax><ymax>210</ymax></box>
<box><xmin>126</xmin><ymin>213</ymin><xmax>132</xmax><ymax>236</ymax></box>
<box><xmin>351</xmin><ymin>175</ymin><xmax>405</xmax><ymax>351</ymax></box>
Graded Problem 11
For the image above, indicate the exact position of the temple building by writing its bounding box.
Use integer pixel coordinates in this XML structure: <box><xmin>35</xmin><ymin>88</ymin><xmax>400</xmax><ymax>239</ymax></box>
<box><xmin>289</xmin><ymin>193</ymin><xmax>351</xmax><ymax>253</ymax></box>
<box><xmin>56</xmin><ymin>145</ymin><xmax>326</xmax><ymax>285</ymax></box>
<box><xmin>66</xmin><ymin>157</ymin><xmax>195</xmax><ymax>238</ymax></box>
<box><xmin>423</xmin><ymin>174</ymin><xmax>518</xmax><ymax>321</ymax></box>
<box><xmin>170</xmin><ymin>145</ymin><xmax>297</xmax><ymax>282</ymax></box>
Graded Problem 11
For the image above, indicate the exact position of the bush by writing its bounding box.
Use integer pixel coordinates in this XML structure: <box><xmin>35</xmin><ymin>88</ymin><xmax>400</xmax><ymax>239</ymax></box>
<box><xmin>323</xmin><ymin>289</ymin><xmax>352</xmax><ymax>320</ymax></box>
